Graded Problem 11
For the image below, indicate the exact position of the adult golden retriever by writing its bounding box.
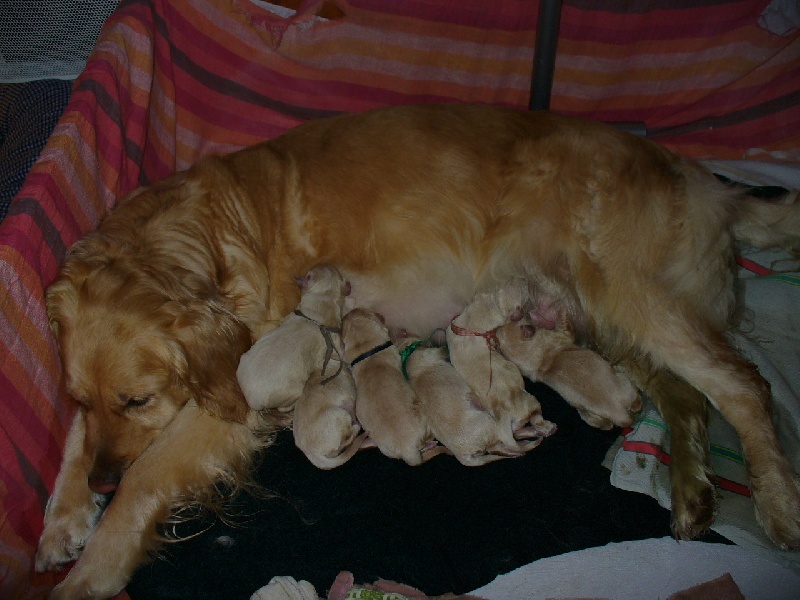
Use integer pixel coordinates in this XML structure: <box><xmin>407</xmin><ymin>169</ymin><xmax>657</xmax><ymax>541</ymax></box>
<box><xmin>36</xmin><ymin>104</ymin><xmax>800</xmax><ymax>598</ymax></box>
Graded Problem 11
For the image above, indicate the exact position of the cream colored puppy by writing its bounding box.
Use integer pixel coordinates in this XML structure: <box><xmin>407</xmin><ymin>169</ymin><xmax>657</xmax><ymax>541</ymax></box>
<box><xmin>342</xmin><ymin>308</ymin><xmax>438</xmax><ymax>466</ymax></box>
<box><xmin>237</xmin><ymin>265</ymin><xmax>348</xmax><ymax>411</ymax></box>
<box><xmin>402</xmin><ymin>342</ymin><xmax>526</xmax><ymax>466</ymax></box>
<box><xmin>496</xmin><ymin>318</ymin><xmax>642</xmax><ymax>430</ymax></box>
<box><xmin>292</xmin><ymin>358</ymin><xmax>368</xmax><ymax>469</ymax></box>
<box><xmin>447</xmin><ymin>278</ymin><xmax>556</xmax><ymax>452</ymax></box>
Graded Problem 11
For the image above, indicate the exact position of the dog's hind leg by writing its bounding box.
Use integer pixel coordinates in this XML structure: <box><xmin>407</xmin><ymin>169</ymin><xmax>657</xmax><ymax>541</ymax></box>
<box><xmin>731</xmin><ymin>189</ymin><xmax>800</xmax><ymax>254</ymax></box>
<box><xmin>49</xmin><ymin>401</ymin><xmax>263</xmax><ymax>600</ymax></box>
<box><xmin>627</xmin><ymin>365</ymin><xmax>717</xmax><ymax>540</ymax></box>
<box><xmin>644</xmin><ymin>321</ymin><xmax>800</xmax><ymax>550</ymax></box>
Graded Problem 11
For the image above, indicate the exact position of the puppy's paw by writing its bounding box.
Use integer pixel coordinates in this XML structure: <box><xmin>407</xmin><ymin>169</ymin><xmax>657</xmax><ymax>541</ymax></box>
<box><xmin>576</xmin><ymin>408</ymin><xmax>615</xmax><ymax>430</ymax></box>
<box><xmin>35</xmin><ymin>493</ymin><xmax>107</xmax><ymax>572</ymax></box>
<box><xmin>513</xmin><ymin>418</ymin><xmax>557</xmax><ymax>442</ymax></box>
<box><xmin>530</xmin><ymin>417</ymin><xmax>557</xmax><ymax>439</ymax></box>
<box><xmin>628</xmin><ymin>392</ymin><xmax>644</xmax><ymax>416</ymax></box>
<box><xmin>622</xmin><ymin>393</ymin><xmax>644</xmax><ymax>426</ymax></box>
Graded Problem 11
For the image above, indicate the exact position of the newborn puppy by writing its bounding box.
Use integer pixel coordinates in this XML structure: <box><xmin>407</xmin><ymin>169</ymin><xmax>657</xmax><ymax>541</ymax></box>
<box><xmin>496</xmin><ymin>318</ymin><xmax>642</xmax><ymax>430</ymax></box>
<box><xmin>401</xmin><ymin>341</ymin><xmax>524</xmax><ymax>466</ymax></box>
<box><xmin>237</xmin><ymin>265</ymin><xmax>348</xmax><ymax>411</ymax></box>
<box><xmin>447</xmin><ymin>278</ymin><xmax>556</xmax><ymax>451</ymax></box>
<box><xmin>292</xmin><ymin>358</ymin><xmax>368</xmax><ymax>469</ymax></box>
<box><xmin>342</xmin><ymin>308</ymin><xmax>438</xmax><ymax>466</ymax></box>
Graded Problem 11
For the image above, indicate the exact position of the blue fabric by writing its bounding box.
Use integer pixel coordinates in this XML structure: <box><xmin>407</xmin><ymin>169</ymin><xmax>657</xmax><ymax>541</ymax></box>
<box><xmin>0</xmin><ymin>80</ymin><xmax>73</xmax><ymax>222</ymax></box>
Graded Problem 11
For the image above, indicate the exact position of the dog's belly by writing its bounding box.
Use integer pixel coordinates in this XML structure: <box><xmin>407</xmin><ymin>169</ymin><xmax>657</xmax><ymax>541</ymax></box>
<box><xmin>342</xmin><ymin>261</ymin><xmax>476</xmax><ymax>336</ymax></box>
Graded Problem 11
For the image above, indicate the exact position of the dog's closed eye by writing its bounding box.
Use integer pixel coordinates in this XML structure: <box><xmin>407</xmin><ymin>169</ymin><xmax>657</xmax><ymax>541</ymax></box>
<box><xmin>119</xmin><ymin>394</ymin><xmax>153</xmax><ymax>409</ymax></box>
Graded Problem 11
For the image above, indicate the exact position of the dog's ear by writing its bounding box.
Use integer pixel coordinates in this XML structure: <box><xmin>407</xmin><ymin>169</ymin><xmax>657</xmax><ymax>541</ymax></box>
<box><xmin>46</xmin><ymin>235</ymin><xmax>114</xmax><ymax>338</ymax></box>
<box><xmin>46</xmin><ymin>276</ymin><xmax>79</xmax><ymax>339</ymax></box>
<box><xmin>171</xmin><ymin>299</ymin><xmax>252</xmax><ymax>423</ymax></box>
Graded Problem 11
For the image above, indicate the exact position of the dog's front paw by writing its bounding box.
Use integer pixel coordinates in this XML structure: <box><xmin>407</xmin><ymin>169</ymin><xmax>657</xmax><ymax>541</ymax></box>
<box><xmin>46</xmin><ymin>525</ymin><xmax>140</xmax><ymax>600</ymax></box>
<box><xmin>49</xmin><ymin>576</ymin><xmax>120</xmax><ymax>600</ymax></box>
<box><xmin>48</xmin><ymin>573</ymin><xmax>116</xmax><ymax>600</ymax></box>
<box><xmin>35</xmin><ymin>493</ymin><xmax>107</xmax><ymax>572</ymax></box>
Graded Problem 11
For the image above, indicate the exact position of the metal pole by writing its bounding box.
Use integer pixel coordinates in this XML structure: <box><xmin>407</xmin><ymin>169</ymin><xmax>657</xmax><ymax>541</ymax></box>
<box><xmin>529</xmin><ymin>0</ymin><xmax>563</xmax><ymax>111</ymax></box>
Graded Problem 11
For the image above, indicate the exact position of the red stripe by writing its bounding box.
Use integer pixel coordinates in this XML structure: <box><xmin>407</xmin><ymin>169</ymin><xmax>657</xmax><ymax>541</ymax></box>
<box><xmin>718</xmin><ymin>478</ymin><xmax>751</xmax><ymax>497</ymax></box>
<box><xmin>736</xmin><ymin>256</ymin><xmax>774</xmax><ymax>275</ymax></box>
<box><xmin>620</xmin><ymin>437</ymin><xmax>751</xmax><ymax>497</ymax></box>
<box><xmin>622</xmin><ymin>438</ymin><xmax>671</xmax><ymax>465</ymax></box>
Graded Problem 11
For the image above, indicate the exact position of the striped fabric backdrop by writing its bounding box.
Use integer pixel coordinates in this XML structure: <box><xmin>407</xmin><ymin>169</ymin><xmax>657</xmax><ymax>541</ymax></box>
<box><xmin>1</xmin><ymin>0</ymin><xmax>797</xmax><ymax>596</ymax></box>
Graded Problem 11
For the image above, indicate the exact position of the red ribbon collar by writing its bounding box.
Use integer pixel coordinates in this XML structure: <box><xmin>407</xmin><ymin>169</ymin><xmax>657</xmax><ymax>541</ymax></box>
<box><xmin>449</xmin><ymin>320</ymin><xmax>499</xmax><ymax>390</ymax></box>
<box><xmin>449</xmin><ymin>321</ymin><xmax>499</xmax><ymax>351</ymax></box>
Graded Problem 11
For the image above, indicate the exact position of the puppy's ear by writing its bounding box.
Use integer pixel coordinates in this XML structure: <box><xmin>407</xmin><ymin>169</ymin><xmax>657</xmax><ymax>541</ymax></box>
<box><xmin>171</xmin><ymin>299</ymin><xmax>252</xmax><ymax>423</ymax></box>
<box><xmin>293</xmin><ymin>274</ymin><xmax>308</xmax><ymax>290</ymax></box>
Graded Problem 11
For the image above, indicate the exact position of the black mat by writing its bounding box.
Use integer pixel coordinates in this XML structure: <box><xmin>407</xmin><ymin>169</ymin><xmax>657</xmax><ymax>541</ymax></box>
<box><xmin>126</xmin><ymin>378</ymin><xmax>719</xmax><ymax>599</ymax></box>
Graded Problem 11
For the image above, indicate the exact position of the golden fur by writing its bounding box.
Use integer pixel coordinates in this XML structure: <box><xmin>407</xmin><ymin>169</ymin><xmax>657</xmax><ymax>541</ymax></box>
<box><xmin>37</xmin><ymin>104</ymin><xmax>800</xmax><ymax>598</ymax></box>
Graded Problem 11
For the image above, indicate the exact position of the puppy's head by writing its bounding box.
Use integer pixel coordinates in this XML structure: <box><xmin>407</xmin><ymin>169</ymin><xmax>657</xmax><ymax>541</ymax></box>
<box><xmin>341</xmin><ymin>308</ymin><xmax>390</xmax><ymax>363</ymax></box>
<box><xmin>47</xmin><ymin>244</ymin><xmax>252</xmax><ymax>493</ymax></box>
<box><xmin>294</xmin><ymin>265</ymin><xmax>350</xmax><ymax>298</ymax></box>
<box><xmin>494</xmin><ymin>277</ymin><xmax>529</xmax><ymax>319</ymax></box>
<box><xmin>319</xmin><ymin>409</ymin><xmax>361</xmax><ymax>459</ymax></box>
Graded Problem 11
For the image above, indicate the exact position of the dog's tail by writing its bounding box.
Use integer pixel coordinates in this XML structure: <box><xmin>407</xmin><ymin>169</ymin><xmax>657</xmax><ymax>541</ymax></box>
<box><xmin>730</xmin><ymin>187</ymin><xmax>800</xmax><ymax>253</ymax></box>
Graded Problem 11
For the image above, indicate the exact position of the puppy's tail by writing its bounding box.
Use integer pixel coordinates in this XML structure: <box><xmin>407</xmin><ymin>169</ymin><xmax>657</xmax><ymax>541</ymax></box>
<box><xmin>730</xmin><ymin>188</ymin><xmax>800</xmax><ymax>253</ymax></box>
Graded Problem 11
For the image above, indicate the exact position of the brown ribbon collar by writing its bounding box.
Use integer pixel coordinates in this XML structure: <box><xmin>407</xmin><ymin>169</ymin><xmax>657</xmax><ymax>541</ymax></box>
<box><xmin>294</xmin><ymin>309</ymin><xmax>343</xmax><ymax>384</ymax></box>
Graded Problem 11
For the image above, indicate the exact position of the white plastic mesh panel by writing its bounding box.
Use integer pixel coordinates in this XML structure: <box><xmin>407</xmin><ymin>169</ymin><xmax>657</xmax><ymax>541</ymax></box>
<box><xmin>0</xmin><ymin>0</ymin><xmax>119</xmax><ymax>83</ymax></box>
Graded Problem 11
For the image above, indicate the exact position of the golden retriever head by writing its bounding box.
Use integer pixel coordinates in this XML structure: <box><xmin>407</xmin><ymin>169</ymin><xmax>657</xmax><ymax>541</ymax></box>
<box><xmin>47</xmin><ymin>238</ymin><xmax>252</xmax><ymax>493</ymax></box>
